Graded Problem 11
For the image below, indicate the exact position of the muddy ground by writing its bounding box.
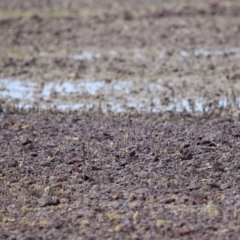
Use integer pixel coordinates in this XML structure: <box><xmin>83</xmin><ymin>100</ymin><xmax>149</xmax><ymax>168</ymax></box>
<box><xmin>1</xmin><ymin>0</ymin><xmax>240</xmax><ymax>239</ymax></box>
<box><xmin>0</xmin><ymin>0</ymin><xmax>240</xmax><ymax>111</ymax></box>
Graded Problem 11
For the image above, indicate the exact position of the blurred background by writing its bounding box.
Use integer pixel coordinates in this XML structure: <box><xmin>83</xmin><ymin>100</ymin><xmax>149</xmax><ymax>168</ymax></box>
<box><xmin>0</xmin><ymin>0</ymin><xmax>240</xmax><ymax>114</ymax></box>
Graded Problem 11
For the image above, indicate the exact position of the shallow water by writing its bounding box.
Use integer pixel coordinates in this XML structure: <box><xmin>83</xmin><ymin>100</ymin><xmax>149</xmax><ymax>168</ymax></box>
<box><xmin>38</xmin><ymin>48</ymin><xmax>240</xmax><ymax>61</ymax></box>
<box><xmin>1</xmin><ymin>78</ymin><xmax>237</xmax><ymax>113</ymax></box>
<box><xmin>72</xmin><ymin>51</ymin><xmax>101</xmax><ymax>60</ymax></box>
<box><xmin>0</xmin><ymin>79</ymin><xmax>36</xmax><ymax>99</ymax></box>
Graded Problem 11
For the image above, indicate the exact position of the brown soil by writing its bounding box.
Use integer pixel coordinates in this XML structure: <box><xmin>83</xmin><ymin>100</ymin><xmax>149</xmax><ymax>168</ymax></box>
<box><xmin>1</xmin><ymin>1</ymin><xmax>240</xmax><ymax>239</ymax></box>
<box><xmin>1</xmin><ymin>110</ymin><xmax>240</xmax><ymax>239</ymax></box>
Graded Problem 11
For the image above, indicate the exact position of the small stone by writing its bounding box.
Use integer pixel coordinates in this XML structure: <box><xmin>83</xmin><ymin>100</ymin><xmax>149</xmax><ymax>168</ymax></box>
<box><xmin>38</xmin><ymin>196</ymin><xmax>60</xmax><ymax>207</ymax></box>
<box><xmin>52</xmin><ymin>182</ymin><xmax>65</xmax><ymax>188</ymax></box>
<box><xmin>8</xmin><ymin>160</ymin><xmax>18</xmax><ymax>168</ymax></box>
<box><xmin>43</xmin><ymin>167</ymin><xmax>52</xmax><ymax>175</ymax></box>
<box><xmin>30</xmin><ymin>152</ymin><xmax>38</xmax><ymax>157</ymax></box>
<box><xmin>220</xmin><ymin>183</ymin><xmax>231</xmax><ymax>190</ymax></box>
<box><xmin>179</xmin><ymin>225</ymin><xmax>191</xmax><ymax>236</ymax></box>
<box><xmin>21</xmin><ymin>138</ymin><xmax>33</xmax><ymax>146</ymax></box>
<box><xmin>9</xmin><ymin>235</ymin><xmax>17</xmax><ymax>240</ymax></box>
<box><xmin>129</xmin><ymin>150</ymin><xmax>136</xmax><ymax>157</ymax></box>
<box><xmin>207</xmin><ymin>183</ymin><xmax>220</xmax><ymax>189</ymax></box>
<box><xmin>181</xmin><ymin>142</ymin><xmax>190</xmax><ymax>149</ymax></box>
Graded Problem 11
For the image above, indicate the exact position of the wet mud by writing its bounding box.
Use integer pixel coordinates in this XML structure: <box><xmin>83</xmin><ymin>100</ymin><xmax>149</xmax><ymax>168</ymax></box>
<box><xmin>0</xmin><ymin>0</ymin><xmax>240</xmax><ymax>113</ymax></box>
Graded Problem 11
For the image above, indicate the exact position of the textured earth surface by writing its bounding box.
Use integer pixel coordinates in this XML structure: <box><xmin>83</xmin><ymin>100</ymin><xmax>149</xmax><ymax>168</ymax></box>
<box><xmin>1</xmin><ymin>0</ymin><xmax>240</xmax><ymax>239</ymax></box>
<box><xmin>1</xmin><ymin>110</ymin><xmax>240</xmax><ymax>239</ymax></box>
